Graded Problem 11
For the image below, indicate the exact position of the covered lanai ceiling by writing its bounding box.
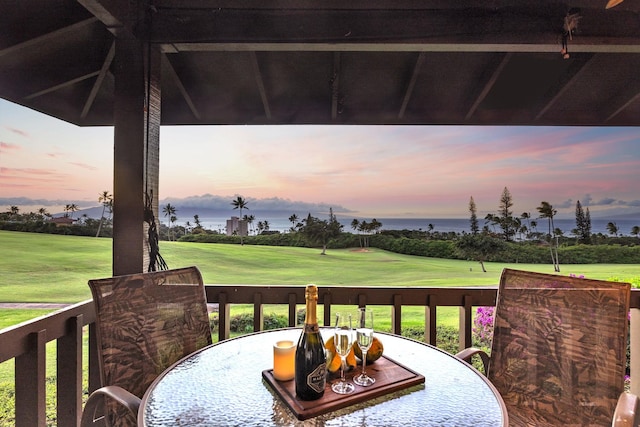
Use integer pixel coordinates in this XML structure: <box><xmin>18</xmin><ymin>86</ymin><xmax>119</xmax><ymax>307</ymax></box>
<box><xmin>2</xmin><ymin>0</ymin><xmax>640</xmax><ymax>127</ymax></box>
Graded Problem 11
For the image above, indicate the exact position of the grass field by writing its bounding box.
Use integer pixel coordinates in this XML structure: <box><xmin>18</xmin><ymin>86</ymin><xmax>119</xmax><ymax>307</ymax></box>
<box><xmin>3</xmin><ymin>230</ymin><xmax>639</xmax><ymax>302</ymax></box>
<box><xmin>2</xmin><ymin>228</ymin><xmax>639</xmax><ymax>331</ymax></box>
<box><xmin>1</xmin><ymin>229</ymin><xmax>639</xmax><ymax>425</ymax></box>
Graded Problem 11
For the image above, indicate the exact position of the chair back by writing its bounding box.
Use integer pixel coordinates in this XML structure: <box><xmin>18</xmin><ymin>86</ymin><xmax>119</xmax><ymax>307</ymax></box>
<box><xmin>488</xmin><ymin>268</ymin><xmax>630</xmax><ymax>426</ymax></box>
<box><xmin>613</xmin><ymin>392</ymin><xmax>640</xmax><ymax>427</ymax></box>
<box><xmin>89</xmin><ymin>266</ymin><xmax>212</xmax><ymax>426</ymax></box>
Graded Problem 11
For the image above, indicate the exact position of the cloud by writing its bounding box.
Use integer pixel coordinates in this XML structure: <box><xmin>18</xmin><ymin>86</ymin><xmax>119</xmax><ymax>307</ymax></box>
<box><xmin>4</xmin><ymin>127</ymin><xmax>29</xmax><ymax>138</ymax></box>
<box><xmin>581</xmin><ymin>194</ymin><xmax>594</xmax><ymax>206</ymax></box>
<box><xmin>595</xmin><ymin>198</ymin><xmax>616</xmax><ymax>206</ymax></box>
<box><xmin>0</xmin><ymin>141</ymin><xmax>20</xmax><ymax>154</ymax></box>
<box><xmin>556</xmin><ymin>199</ymin><xmax>574</xmax><ymax>209</ymax></box>
<box><xmin>0</xmin><ymin>196</ymin><xmax>91</xmax><ymax>207</ymax></box>
<box><xmin>68</xmin><ymin>162</ymin><xmax>98</xmax><ymax>171</ymax></box>
<box><xmin>160</xmin><ymin>194</ymin><xmax>353</xmax><ymax>214</ymax></box>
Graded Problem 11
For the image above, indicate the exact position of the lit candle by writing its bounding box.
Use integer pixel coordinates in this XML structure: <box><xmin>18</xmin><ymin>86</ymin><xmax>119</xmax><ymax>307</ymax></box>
<box><xmin>273</xmin><ymin>340</ymin><xmax>296</xmax><ymax>381</ymax></box>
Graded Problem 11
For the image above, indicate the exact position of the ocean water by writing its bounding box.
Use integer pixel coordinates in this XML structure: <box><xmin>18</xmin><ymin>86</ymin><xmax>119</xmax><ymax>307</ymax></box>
<box><xmin>194</xmin><ymin>214</ymin><xmax>639</xmax><ymax>237</ymax></box>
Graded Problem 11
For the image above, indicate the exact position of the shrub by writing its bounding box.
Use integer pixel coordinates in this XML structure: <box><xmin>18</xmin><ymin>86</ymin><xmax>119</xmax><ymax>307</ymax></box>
<box><xmin>473</xmin><ymin>306</ymin><xmax>494</xmax><ymax>349</ymax></box>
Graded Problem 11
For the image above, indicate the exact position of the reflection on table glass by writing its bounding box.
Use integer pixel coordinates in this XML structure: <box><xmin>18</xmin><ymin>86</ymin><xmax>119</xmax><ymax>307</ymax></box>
<box><xmin>140</xmin><ymin>328</ymin><xmax>507</xmax><ymax>426</ymax></box>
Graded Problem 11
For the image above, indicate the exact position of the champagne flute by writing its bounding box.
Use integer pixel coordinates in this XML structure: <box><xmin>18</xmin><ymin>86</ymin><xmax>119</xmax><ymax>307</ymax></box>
<box><xmin>353</xmin><ymin>308</ymin><xmax>376</xmax><ymax>386</ymax></box>
<box><xmin>331</xmin><ymin>312</ymin><xmax>355</xmax><ymax>394</ymax></box>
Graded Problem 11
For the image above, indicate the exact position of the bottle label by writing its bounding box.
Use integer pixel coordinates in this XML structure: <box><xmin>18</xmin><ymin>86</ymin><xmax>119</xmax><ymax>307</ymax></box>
<box><xmin>303</xmin><ymin>323</ymin><xmax>320</xmax><ymax>333</ymax></box>
<box><xmin>306</xmin><ymin>362</ymin><xmax>327</xmax><ymax>393</ymax></box>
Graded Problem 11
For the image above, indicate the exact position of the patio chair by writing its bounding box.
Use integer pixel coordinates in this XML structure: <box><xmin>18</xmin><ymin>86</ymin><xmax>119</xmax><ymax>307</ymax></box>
<box><xmin>81</xmin><ymin>266</ymin><xmax>213</xmax><ymax>427</ymax></box>
<box><xmin>456</xmin><ymin>268</ymin><xmax>630</xmax><ymax>426</ymax></box>
<box><xmin>612</xmin><ymin>392</ymin><xmax>640</xmax><ymax>427</ymax></box>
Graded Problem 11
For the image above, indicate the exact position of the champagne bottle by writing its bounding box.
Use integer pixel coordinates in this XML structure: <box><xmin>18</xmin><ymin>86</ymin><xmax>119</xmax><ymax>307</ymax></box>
<box><xmin>295</xmin><ymin>284</ymin><xmax>327</xmax><ymax>400</ymax></box>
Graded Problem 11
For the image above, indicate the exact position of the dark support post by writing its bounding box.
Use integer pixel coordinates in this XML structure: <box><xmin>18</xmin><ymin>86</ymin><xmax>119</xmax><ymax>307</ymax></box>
<box><xmin>288</xmin><ymin>293</ymin><xmax>297</xmax><ymax>327</ymax></box>
<box><xmin>16</xmin><ymin>330</ymin><xmax>46</xmax><ymax>427</ymax></box>
<box><xmin>392</xmin><ymin>294</ymin><xmax>402</xmax><ymax>335</ymax></box>
<box><xmin>459</xmin><ymin>295</ymin><xmax>473</xmax><ymax>351</ymax></box>
<box><xmin>112</xmin><ymin>36</ymin><xmax>161</xmax><ymax>275</ymax></box>
<box><xmin>426</xmin><ymin>294</ymin><xmax>437</xmax><ymax>345</ymax></box>
<box><xmin>57</xmin><ymin>315</ymin><xmax>83</xmax><ymax>427</ymax></box>
<box><xmin>219</xmin><ymin>293</ymin><xmax>230</xmax><ymax>342</ymax></box>
<box><xmin>253</xmin><ymin>292</ymin><xmax>263</xmax><ymax>332</ymax></box>
<box><xmin>323</xmin><ymin>293</ymin><xmax>332</xmax><ymax>327</ymax></box>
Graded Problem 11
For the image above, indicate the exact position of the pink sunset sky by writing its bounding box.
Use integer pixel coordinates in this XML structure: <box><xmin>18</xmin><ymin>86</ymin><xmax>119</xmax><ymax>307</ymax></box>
<box><xmin>1</xmin><ymin>98</ymin><xmax>639</xmax><ymax>219</ymax></box>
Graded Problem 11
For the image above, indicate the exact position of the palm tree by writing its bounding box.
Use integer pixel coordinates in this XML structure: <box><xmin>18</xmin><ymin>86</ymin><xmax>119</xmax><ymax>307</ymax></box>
<box><xmin>289</xmin><ymin>214</ymin><xmax>300</xmax><ymax>232</ymax></box>
<box><xmin>231</xmin><ymin>196</ymin><xmax>249</xmax><ymax>244</ymax></box>
<box><xmin>351</xmin><ymin>219</ymin><xmax>363</xmax><ymax>247</ymax></box>
<box><xmin>37</xmin><ymin>207</ymin><xmax>49</xmax><ymax>221</ymax></box>
<box><xmin>9</xmin><ymin>205</ymin><xmax>20</xmax><ymax>220</ymax></box>
<box><xmin>162</xmin><ymin>203</ymin><xmax>177</xmax><ymax>240</ymax></box>
<box><xmin>631</xmin><ymin>225</ymin><xmax>640</xmax><ymax>238</ymax></box>
<box><xmin>170</xmin><ymin>215</ymin><xmax>178</xmax><ymax>238</ymax></box>
<box><xmin>607</xmin><ymin>221</ymin><xmax>620</xmax><ymax>237</ymax></box>
<box><xmin>96</xmin><ymin>191</ymin><xmax>113</xmax><ymax>237</ymax></box>
<box><xmin>520</xmin><ymin>212</ymin><xmax>531</xmax><ymax>239</ymax></box>
<box><xmin>537</xmin><ymin>201</ymin><xmax>560</xmax><ymax>272</ymax></box>
<box><xmin>484</xmin><ymin>213</ymin><xmax>498</xmax><ymax>233</ymax></box>
<box><xmin>244</xmin><ymin>214</ymin><xmax>255</xmax><ymax>235</ymax></box>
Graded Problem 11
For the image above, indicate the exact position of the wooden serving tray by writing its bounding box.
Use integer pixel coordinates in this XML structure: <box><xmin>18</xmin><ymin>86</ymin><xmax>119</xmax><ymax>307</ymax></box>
<box><xmin>262</xmin><ymin>355</ymin><xmax>425</xmax><ymax>420</ymax></box>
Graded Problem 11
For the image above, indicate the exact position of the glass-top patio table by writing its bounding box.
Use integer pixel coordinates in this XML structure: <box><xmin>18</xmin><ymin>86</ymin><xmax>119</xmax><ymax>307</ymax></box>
<box><xmin>139</xmin><ymin>328</ymin><xmax>508</xmax><ymax>426</ymax></box>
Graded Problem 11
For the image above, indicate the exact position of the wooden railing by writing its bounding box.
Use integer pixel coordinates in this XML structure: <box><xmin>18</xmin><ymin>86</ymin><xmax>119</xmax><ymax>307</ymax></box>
<box><xmin>1</xmin><ymin>285</ymin><xmax>639</xmax><ymax>427</ymax></box>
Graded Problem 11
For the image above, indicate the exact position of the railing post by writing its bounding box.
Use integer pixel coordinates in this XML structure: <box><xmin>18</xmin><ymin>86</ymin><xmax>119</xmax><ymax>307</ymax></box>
<box><xmin>631</xmin><ymin>308</ymin><xmax>640</xmax><ymax>395</ymax></box>
<box><xmin>57</xmin><ymin>315</ymin><xmax>83</xmax><ymax>427</ymax></box>
<box><xmin>357</xmin><ymin>293</ymin><xmax>367</xmax><ymax>308</ymax></box>
<box><xmin>323</xmin><ymin>293</ymin><xmax>332</xmax><ymax>327</ymax></box>
<box><xmin>219</xmin><ymin>292</ymin><xmax>230</xmax><ymax>341</ymax></box>
<box><xmin>253</xmin><ymin>292</ymin><xmax>263</xmax><ymax>332</ymax></box>
<box><xmin>426</xmin><ymin>294</ymin><xmax>437</xmax><ymax>345</ymax></box>
<box><xmin>15</xmin><ymin>330</ymin><xmax>46</xmax><ymax>427</ymax></box>
<box><xmin>392</xmin><ymin>294</ymin><xmax>402</xmax><ymax>335</ymax></box>
<box><xmin>88</xmin><ymin>322</ymin><xmax>101</xmax><ymax>392</ymax></box>
<box><xmin>288</xmin><ymin>293</ymin><xmax>297</xmax><ymax>327</ymax></box>
<box><xmin>459</xmin><ymin>295</ymin><xmax>473</xmax><ymax>351</ymax></box>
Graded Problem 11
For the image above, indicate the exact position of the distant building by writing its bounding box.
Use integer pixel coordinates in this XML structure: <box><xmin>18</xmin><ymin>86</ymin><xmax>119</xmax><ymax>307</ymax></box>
<box><xmin>226</xmin><ymin>216</ymin><xmax>248</xmax><ymax>236</ymax></box>
<box><xmin>49</xmin><ymin>216</ymin><xmax>76</xmax><ymax>227</ymax></box>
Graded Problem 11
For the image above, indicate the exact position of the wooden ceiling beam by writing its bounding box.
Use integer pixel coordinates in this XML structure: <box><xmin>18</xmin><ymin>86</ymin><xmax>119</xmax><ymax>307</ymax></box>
<box><xmin>162</xmin><ymin>55</ymin><xmax>201</xmax><ymax>120</ymax></box>
<box><xmin>331</xmin><ymin>52</ymin><xmax>341</xmax><ymax>120</ymax></box>
<box><xmin>398</xmin><ymin>52</ymin><xmax>425</xmax><ymax>120</ymax></box>
<box><xmin>167</xmin><ymin>42</ymin><xmax>640</xmax><ymax>54</ymax></box>
<box><xmin>24</xmin><ymin>71</ymin><xmax>100</xmax><ymax>100</ymax></box>
<box><xmin>535</xmin><ymin>55</ymin><xmax>596</xmax><ymax>122</ymax></box>
<box><xmin>465</xmin><ymin>52</ymin><xmax>511</xmax><ymax>121</ymax></box>
<box><xmin>250</xmin><ymin>52</ymin><xmax>271</xmax><ymax>120</ymax></box>
<box><xmin>77</xmin><ymin>0</ymin><xmax>131</xmax><ymax>35</ymax></box>
<box><xmin>605</xmin><ymin>90</ymin><xmax>640</xmax><ymax>122</ymax></box>
<box><xmin>82</xmin><ymin>42</ymin><xmax>116</xmax><ymax>119</ymax></box>
<box><xmin>151</xmin><ymin>0</ymin><xmax>640</xmax><ymax>11</ymax></box>
<box><xmin>0</xmin><ymin>18</ymin><xmax>98</xmax><ymax>59</ymax></box>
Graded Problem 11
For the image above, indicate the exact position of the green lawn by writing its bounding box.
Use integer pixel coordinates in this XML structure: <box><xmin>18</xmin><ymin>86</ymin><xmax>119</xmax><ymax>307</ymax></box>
<box><xmin>1</xmin><ymin>230</ymin><xmax>639</xmax><ymax>426</ymax></box>
<box><xmin>2</xmin><ymin>229</ymin><xmax>638</xmax><ymax>297</ymax></box>
<box><xmin>2</xmin><ymin>229</ymin><xmax>639</xmax><ymax>331</ymax></box>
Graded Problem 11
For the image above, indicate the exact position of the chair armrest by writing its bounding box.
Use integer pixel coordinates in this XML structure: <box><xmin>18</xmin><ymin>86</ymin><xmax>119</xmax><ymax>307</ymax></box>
<box><xmin>455</xmin><ymin>347</ymin><xmax>490</xmax><ymax>375</ymax></box>
<box><xmin>80</xmin><ymin>385</ymin><xmax>141</xmax><ymax>427</ymax></box>
<box><xmin>612</xmin><ymin>392</ymin><xmax>640</xmax><ymax>427</ymax></box>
